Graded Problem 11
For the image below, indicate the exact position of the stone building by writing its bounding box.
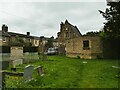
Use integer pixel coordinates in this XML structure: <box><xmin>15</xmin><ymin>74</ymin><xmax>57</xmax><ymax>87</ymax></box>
<box><xmin>57</xmin><ymin>20</ymin><xmax>103</xmax><ymax>59</ymax></box>
<box><xmin>57</xmin><ymin>20</ymin><xmax>82</xmax><ymax>54</ymax></box>
<box><xmin>66</xmin><ymin>35</ymin><xmax>103</xmax><ymax>59</ymax></box>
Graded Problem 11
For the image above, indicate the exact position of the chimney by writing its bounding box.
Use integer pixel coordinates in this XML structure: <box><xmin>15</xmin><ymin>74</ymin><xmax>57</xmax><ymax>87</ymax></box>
<box><xmin>2</xmin><ymin>24</ymin><xmax>8</xmax><ymax>32</ymax></box>
<box><xmin>27</xmin><ymin>32</ymin><xmax>30</xmax><ymax>36</ymax></box>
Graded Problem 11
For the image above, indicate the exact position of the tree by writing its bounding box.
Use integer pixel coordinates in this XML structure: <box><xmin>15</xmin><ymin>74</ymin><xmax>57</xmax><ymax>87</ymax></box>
<box><xmin>45</xmin><ymin>38</ymin><xmax>53</xmax><ymax>50</ymax></box>
<box><xmin>8</xmin><ymin>36</ymin><xmax>32</xmax><ymax>47</ymax></box>
<box><xmin>99</xmin><ymin>1</ymin><xmax>120</xmax><ymax>59</ymax></box>
<box><xmin>99</xmin><ymin>1</ymin><xmax>120</xmax><ymax>39</ymax></box>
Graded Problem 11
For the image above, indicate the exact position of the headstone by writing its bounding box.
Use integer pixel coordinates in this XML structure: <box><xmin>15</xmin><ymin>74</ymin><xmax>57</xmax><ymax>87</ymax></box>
<box><xmin>10</xmin><ymin>47</ymin><xmax>23</xmax><ymax>60</ymax></box>
<box><xmin>10</xmin><ymin>47</ymin><xmax>23</xmax><ymax>67</ymax></box>
<box><xmin>23</xmin><ymin>65</ymin><xmax>34</xmax><ymax>81</ymax></box>
<box><xmin>12</xmin><ymin>59</ymin><xmax>23</xmax><ymax>68</ymax></box>
<box><xmin>37</xmin><ymin>66</ymin><xmax>44</xmax><ymax>76</ymax></box>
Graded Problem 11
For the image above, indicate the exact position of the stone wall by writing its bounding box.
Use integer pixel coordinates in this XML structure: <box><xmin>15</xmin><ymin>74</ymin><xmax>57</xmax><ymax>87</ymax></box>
<box><xmin>66</xmin><ymin>36</ymin><xmax>103</xmax><ymax>59</ymax></box>
<box><xmin>57</xmin><ymin>20</ymin><xmax>81</xmax><ymax>55</ymax></box>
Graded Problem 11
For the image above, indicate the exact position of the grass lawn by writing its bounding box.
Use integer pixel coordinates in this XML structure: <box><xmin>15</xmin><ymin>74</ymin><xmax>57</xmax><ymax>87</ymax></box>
<box><xmin>5</xmin><ymin>55</ymin><xmax>120</xmax><ymax>88</ymax></box>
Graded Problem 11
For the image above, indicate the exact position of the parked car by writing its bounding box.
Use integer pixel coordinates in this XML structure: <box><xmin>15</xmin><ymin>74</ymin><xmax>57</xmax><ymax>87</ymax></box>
<box><xmin>47</xmin><ymin>48</ymin><xmax>57</xmax><ymax>55</ymax></box>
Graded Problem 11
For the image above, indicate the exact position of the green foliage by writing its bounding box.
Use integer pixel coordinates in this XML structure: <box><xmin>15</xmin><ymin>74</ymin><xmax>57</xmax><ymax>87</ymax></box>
<box><xmin>77</xmin><ymin>55</ymin><xmax>80</xmax><ymax>59</ymax></box>
<box><xmin>45</xmin><ymin>38</ymin><xmax>53</xmax><ymax>49</ymax></box>
<box><xmin>6</xmin><ymin>55</ymin><xmax>119</xmax><ymax>88</ymax></box>
<box><xmin>8</xmin><ymin>36</ymin><xmax>32</xmax><ymax>47</ymax></box>
<box><xmin>99</xmin><ymin>1</ymin><xmax>120</xmax><ymax>40</ymax></box>
<box><xmin>99</xmin><ymin>1</ymin><xmax>120</xmax><ymax>59</ymax></box>
<box><xmin>86</xmin><ymin>31</ymin><xmax>100</xmax><ymax>36</ymax></box>
<box><xmin>8</xmin><ymin>36</ymin><xmax>24</xmax><ymax>46</ymax></box>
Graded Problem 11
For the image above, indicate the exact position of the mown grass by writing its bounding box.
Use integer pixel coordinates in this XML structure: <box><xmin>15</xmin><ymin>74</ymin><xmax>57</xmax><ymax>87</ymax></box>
<box><xmin>5</xmin><ymin>55</ymin><xmax>120</xmax><ymax>88</ymax></box>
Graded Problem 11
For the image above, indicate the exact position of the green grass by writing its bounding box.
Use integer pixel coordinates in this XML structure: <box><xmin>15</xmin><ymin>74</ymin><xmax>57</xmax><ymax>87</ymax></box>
<box><xmin>5</xmin><ymin>55</ymin><xmax>120</xmax><ymax>88</ymax></box>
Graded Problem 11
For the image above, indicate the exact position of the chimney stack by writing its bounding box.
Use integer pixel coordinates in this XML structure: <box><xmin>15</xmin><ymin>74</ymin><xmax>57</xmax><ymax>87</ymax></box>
<box><xmin>2</xmin><ymin>24</ymin><xmax>8</xmax><ymax>32</ymax></box>
<box><xmin>27</xmin><ymin>32</ymin><xmax>30</xmax><ymax>36</ymax></box>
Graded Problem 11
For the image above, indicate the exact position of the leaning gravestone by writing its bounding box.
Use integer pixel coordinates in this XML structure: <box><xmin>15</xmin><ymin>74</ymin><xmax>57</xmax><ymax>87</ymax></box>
<box><xmin>23</xmin><ymin>65</ymin><xmax>34</xmax><ymax>81</ymax></box>
<box><xmin>37</xmin><ymin>66</ymin><xmax>44</xmax><ymax>76</ymax></box>
<box><xmin>10</xmin><ymin>47</ymin><xmax>23</xmax><ymax>67</ymax></box>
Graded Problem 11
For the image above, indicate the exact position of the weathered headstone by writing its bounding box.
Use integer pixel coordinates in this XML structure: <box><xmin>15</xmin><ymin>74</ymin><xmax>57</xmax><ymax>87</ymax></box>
<box><xmin>10</xmin><ymin>47</ymin><xmax>23</xmax><ymax>60</ymax></box>
<box><xmin>23</xmin><ymin>65</ymin><xmax>34</xmax><ymax>81</ymax></box>
<box><xmin>37</xmin><ymin>66</ymin><xmax>44</xmax><ymax>76</ymax></box>
<box><xmin>12</xmin><ymin>59</ymin><xmax>23</xmax><ymax>68</ymax></box>
<box><xmin>10</xmin><ymin>47</ymin><xmax>23</xmax><ymax>67</ymax></box>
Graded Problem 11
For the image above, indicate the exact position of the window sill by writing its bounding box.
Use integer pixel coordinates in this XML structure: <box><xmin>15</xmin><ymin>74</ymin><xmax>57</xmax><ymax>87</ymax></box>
<box><xmin>83</xmin><ymin>47</ymin><xmax>90</xmax><ymax>50</ymax></box>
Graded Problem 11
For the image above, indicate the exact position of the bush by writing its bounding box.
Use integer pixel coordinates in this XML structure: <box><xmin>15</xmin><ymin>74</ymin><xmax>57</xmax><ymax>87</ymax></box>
<box><xmin>77</xmin><ymin>56</ymin><xmax>80</xmax><ymax>59</ymax></box>
<box><xmin>97</xmin><ymin>55</ymin><xmax>103</xmax><ymax>59</ymax></box>
<box><xmin>23</xmin><ymin>46</ymin><xmax>38</xmax><ymax>52</ymax></box>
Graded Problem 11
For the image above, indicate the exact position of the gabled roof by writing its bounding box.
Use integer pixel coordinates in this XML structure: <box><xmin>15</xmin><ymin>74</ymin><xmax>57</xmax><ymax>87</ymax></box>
<box><xmin>64</xmin><ymin>20</ymin><xmax>82</xmax><ymax>36</ymax></box>
<box><xmin>0</xmin><ymin>30</ymin><xmax>40</xmax><ymax>39</ymax></box>
<box><xmin>71</xmin><ymin>25</ymin><xmax>82</xmax><ymax>36</ymax></box>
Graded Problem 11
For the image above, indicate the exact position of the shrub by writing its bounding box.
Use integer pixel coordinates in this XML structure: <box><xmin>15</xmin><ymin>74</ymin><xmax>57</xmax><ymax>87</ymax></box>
<box><xmin>77</xmin><ymin>56</ymin><xmax>80</xmax><ymax>59</ymax></box>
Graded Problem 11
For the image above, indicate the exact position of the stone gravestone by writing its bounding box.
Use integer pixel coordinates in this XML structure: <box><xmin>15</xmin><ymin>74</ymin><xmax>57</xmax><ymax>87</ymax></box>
<box><xmin>12</xmin><ymin>59</ymin><xmax>23</xmax><ymax>68</ymax></box>
<box><xmin>10</xmin><ymin>47</ymin><xmax>23</xmax><ymax>67</ymax></box>
<box><xmin>37</xmin><ymin>66</ymin><xmax>44</xmax><ymax>76</ymax></box>
<box><xmin>23</xmin><ymin>65</ymin><xmax>34</xmax><ymax>81</ymax></box>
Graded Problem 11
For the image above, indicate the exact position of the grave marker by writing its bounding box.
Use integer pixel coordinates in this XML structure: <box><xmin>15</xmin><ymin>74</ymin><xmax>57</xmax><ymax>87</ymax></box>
<box><xmin>23</xmin><ymin>65</ymin><xmax>34</xmax><ymax>81</ymax></box>
<box><xmin>37</xmin><ymin>66</ymin><xmax>44</xmax><ymax>76</ymax></box>
<box><xmin>10</xmin><ymin>47</ymin><xmax>23</xmax><ymax>67</ymax></box>
<box><xmin>12</xmin><ymin>59</ymin><xmax>23</xmax><ymax>68</ymax></box>
<box><xmin>10</xmin><ymin>47</ymin><xmax>23</xmax><ymax>60</ymax></box>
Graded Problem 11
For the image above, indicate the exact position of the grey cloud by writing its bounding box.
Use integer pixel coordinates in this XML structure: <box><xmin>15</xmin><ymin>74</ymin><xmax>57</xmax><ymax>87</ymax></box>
<box><xmin>0</xmin><ymin>2</ymin><xmax>106</xmax><ymax>37</ymax></box>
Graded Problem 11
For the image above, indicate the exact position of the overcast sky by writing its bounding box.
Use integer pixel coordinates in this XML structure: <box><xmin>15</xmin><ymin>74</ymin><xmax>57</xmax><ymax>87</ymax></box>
<box><xmin>0</xmin><ymin>1</ymin><xmax>107</xmax><ymax>38</ymax></box>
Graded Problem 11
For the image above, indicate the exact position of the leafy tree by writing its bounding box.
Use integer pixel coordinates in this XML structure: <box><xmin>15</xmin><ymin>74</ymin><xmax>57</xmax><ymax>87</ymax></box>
<box><xmin>45</xmin><ymin>37</ymin><xmax>53</xmax><ymax>50</ymax></box>
<box><xmin>8</xmin><ymin>36</ymin><xmax>32</xmax><ymax>47</ymax></box>
<box><xmin>99</xmin><ymin>1</ymin><xmax>120</xmax><ymax>59</ymax></box>
<box><xmin>99</xmin><ymin>1</ymin><xmax>120</xmax><ymax>40</ymax></box>
<box><xmin>85</xmin><ymin>31</ymin><xmax>100</xmax><ymax>36</ymax></box>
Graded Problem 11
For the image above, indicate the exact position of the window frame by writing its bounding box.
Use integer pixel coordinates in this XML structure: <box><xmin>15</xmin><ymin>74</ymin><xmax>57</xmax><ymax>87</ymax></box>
<box><xmin>83</xmin><ymin>40</ymin><xmax>90</xmax><ymax>50</ymax></box>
